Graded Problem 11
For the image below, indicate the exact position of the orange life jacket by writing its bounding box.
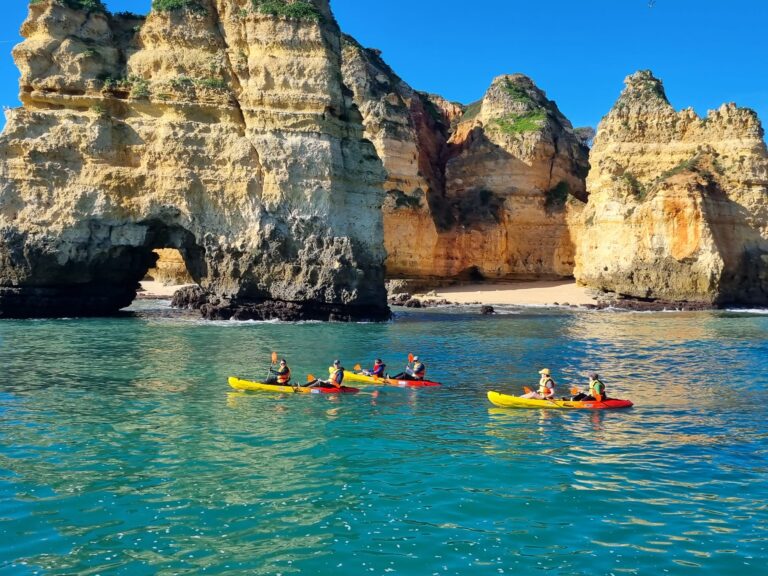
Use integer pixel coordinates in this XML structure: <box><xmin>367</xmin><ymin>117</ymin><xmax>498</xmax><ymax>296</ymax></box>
<box><xmin>277</xmin><ymin>366</ymin><xmax>291</xmax><ymax>384</ymax></box>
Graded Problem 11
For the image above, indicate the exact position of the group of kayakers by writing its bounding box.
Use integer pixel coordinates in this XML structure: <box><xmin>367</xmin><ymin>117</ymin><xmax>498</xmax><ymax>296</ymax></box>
<box><xmin>264</xmin><ymin>356</ymin><xmax>429</xmax><ymax>389</ymax></box>
<box><xmin>522</xmin><ymin>368</ymin><xmax>608</xmax><ymax>402</ymax></box>
<box><xmin>263</xmin><ymin>355</ymin><xmax>606</xmax><ymax>399</ymax></box>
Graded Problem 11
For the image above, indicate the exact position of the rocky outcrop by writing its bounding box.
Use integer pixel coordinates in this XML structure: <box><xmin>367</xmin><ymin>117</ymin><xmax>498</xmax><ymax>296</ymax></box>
<box><xmin>0</xmin><ymin>0</ymin><xmax>389</xmax><ymax>320</ymax></box>
<box><xmin>575</xmin><ymin>71</ymin><xmax>768</xmax><ymax>306</ymax></box>
<box><xmin>341</xmin><ymin>43</ymin><xmax>590</xmax><ymax>280</ymax></box>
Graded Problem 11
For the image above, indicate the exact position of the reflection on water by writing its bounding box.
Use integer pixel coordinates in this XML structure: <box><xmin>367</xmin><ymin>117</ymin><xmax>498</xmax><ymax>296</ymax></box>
<box><xmin>0</xmin><ymin>307</ymin><xmax>767</xmax><ymax>574</ymax></box>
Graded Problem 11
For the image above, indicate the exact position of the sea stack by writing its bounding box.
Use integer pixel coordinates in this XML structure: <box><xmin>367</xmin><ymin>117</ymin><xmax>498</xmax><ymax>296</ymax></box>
<box><xmin>575</xmin><ymin>70</ymin><xmax>768</xmax><ymax>306</ymax></box>
<box><xmin>341</xmin><ymin>44</ymin><xmax>590</xmax><ymax>281</ymax></box>
<box><xmin>0</xmin><ymin>0</ymin><xmax>389</xmax><ymax>320</ymax></box>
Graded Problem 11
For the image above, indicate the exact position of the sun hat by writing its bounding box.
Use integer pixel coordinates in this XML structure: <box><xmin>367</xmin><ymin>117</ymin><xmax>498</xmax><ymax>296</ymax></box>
<box><xmin>539</xmin><ymin>368</ymin><xmax>551</xmax><ymax>376</ymax></box>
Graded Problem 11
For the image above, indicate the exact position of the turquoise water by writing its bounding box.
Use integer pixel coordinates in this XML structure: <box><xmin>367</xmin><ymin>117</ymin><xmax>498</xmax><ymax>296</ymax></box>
<box><xmin>1</xmin><ymin>302</ymin><xmax>767</xmax><ymax>575</ymax></box>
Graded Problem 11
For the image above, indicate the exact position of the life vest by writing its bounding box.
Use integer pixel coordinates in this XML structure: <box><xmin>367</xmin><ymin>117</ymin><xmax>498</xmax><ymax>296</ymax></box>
<box><xmin>276</xmin><ymin>366</ymin><xmax>291</xmax><ymax>384</ymax></box>
<box><xmin>413</xmin><ymin>362</ymin><xmax>426</xmax><ymax>378</ymax></box>
<box><xmin>539</xmin><ymin>376</ymin><xmax>555</xmax><ymax>398</ymax></box>
<box><xmin>372</xmin><ymin>363</ymin><xmax>386</xmax><ymax>377</ymax></box>
<box><xmin>329</xmin><ymin>367</ymin><xmax>344</xmax><ymax>387</ymax></box>
<box><xmin>589</xmin><ymin>378</ymin><xmax>605</xmax><ymax>397</ymax></box>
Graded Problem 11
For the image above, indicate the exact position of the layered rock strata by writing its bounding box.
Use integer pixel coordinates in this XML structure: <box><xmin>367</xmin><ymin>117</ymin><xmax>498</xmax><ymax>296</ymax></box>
<box><xmin>0</xmin><ymin>0</ymin><xmax>388</xmax><ymax>320</ymax></box>
<box><xmin>574</xmin><ymin>71</ymin><xmax>768</xmax><ymax>306</ymax></box>
<box><xmin>342</xmin><ymin>41</ymin><xmax>590</xmax><ymax>280</ymax></box>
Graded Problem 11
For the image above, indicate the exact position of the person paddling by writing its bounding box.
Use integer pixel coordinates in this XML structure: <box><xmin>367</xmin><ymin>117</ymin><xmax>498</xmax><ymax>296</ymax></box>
<box><xmin>266</xmin><ymin>358</ymin><xmax>291</xmax><ymax>385</ymax></box>
<box><xmin>327</xmin><ymin>359</ymin><xmax>344</xmax><ymax>388</ymax></box>
<box><xmin>393</xmin><ymin>355</ymin><xmax>426</xmax><ymax>381</ymax></box>
<box><xmin>571</xmin><ymin>372</ymin><xmax>606</xmax><ymax>401</ymax></box>
<box><xmin>309</xmin><ymin>359</ymin><xmax>345</xmax><ymax>389</ymax></box>
<box><xmin>522</xmin><ymin>368</ymin><xmax>556</xmax><ymax>399</ymax></box>
<box><xmin>362</xmin><ymin>359</ymin><xmax>386</xmax><ymax>378</ymax></box>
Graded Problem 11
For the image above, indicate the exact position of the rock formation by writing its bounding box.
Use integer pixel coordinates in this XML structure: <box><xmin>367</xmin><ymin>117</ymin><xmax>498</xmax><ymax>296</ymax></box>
<box><xmin>574</xmin><ymin>71</ymin><xmax>768</xmax><ymax>306</ymax></box>
<box><xmin>0</xmin><ymin>0</ymin><xmax>389</xmax><ymax>320</ymax></box>
<box><xmin>146</xmin><ymin>249</ymin><xmax>193</xmax><ymax>285</ymax></box>
<box><xmin>342</xmin><ymin>40</ymin><xmax>590</xmax><ymax>281</ymax></box>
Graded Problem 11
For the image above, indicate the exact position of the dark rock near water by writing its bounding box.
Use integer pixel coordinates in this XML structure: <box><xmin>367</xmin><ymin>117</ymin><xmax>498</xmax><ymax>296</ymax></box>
<box><xmin>172</xmin><ymin>285</ymin><xmax>391</xmax><ymax>322</ymax></box>
<box><xmin>481</xmin><ymin>305</ymin><xmax>495</xmax><ymax>315</ymax></box>
<box><xmin>0</xmin><ymin>284</ymin><xmax>138</xmax><ymax>319</ymax></box>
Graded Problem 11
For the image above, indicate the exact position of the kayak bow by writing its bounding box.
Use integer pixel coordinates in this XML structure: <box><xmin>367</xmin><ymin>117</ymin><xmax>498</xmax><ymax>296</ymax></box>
<box><xmin>487</xmin><ymin>390</ymin><xmax>633</xmax><ymax>410</ymax></box>
<box><xmin>228</xmin><ymin>377</ymin><xmax>359</xmax><ymax>395</ymax></box>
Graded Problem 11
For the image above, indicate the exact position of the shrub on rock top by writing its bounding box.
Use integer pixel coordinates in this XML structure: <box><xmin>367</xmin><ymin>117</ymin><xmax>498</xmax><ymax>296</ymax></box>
<box><xmin>152</xmin><ymin>0</ymin><xmax>207</xmax><ymax>13</ymax></box>
<box><xmin>252</xmin><ymin>0</ymin><xmax>322</xmax><ymax>20</ymax></box>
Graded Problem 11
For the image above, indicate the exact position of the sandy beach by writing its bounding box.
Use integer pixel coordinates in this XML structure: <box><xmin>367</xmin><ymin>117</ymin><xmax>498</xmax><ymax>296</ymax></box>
<box><xmin>138</xmin><ymin>281</ymin><xmax>193</xmax><ymax>298</ymax></box>
<box><xmin>413</xmin><ymin>281</ymin><xmax>596</xmax><ymax>307</ymax></box>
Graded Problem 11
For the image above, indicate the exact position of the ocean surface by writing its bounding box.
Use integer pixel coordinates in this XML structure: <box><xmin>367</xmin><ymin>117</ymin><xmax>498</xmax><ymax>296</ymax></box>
<box><xmin>1</xmin><ymin>301</ymin><xmax>767</xmax><ymax>575</ymax></box>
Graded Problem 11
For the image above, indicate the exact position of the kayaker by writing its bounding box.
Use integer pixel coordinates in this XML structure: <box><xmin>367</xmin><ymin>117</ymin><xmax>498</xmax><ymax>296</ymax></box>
<box><xmin>522</xmin><ymin>368</ymin><xmax>556</xmax><ymax>399</ymax></box>
<box><xmin>362</xmin><ymin>359</ymin><xmax>386</xmax><ymax>378</ymax></box>
<box><xmin>309</xmin><ymin>360</ymin><xmax>345</xmax><ymax>389</ymax></box>
<box><xmin>266</xmin><ymin>358</ymin><xmax>291</xmax><ymax>385</ymax></box>
<box><xmin>328</xmin><ymin>359</ymin><xmax>345</xmax><ymax>388</ymax></box>
<box><xmin>393</xmin><ymin>356</ymin><xmax>426</xmax><ymax>381</ymax></box>
<box><xmin>571</xmin><ymin>372</ymin><xmax>606</xmax><ymax>401</ymax></box>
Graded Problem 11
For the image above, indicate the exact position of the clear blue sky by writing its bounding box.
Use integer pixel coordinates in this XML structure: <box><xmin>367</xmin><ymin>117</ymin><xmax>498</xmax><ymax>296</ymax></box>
<box><xmin>1</xmin><ymin>0</ymin><xmax>766</xmax><ymax>133</ymax></box>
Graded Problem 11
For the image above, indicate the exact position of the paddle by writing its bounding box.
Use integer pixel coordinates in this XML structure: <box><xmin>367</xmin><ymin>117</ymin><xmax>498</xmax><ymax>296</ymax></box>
<box><xmin>570</xmin><ymin>386</ymin><xmax>602</xmax><ymax>402</ymax></box>
<box><xmin>265</xmin><ymin>351</ymin><xmax>278</xmax><ymax>381</ymax></box>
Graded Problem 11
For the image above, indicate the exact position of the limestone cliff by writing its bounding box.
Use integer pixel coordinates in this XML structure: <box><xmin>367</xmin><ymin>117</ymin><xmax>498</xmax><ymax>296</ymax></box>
<box><xmin>575</xmin><ymin>71</ymin><xmax>768</xmax><ymax>305</ymax></box>
<box><xmin>0</xmin><ymin>0</ymin><xmax>388</xmax><ymax>320</ymax></box>
<box><xmin>341</xmin><ymin>43</ymin><xmax>590</xmax><ymax>280</ymax></box>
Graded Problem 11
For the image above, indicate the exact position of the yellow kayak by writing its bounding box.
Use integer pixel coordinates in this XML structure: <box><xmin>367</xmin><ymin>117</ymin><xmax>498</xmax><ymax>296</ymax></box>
<box><xmin>341</xmin><ymin>370</ymin><xmax>441</xmax><ymax>388</ymax></box>
<box><xmin>487</xmin><ymin>391</ymin><xmax>633</xmax><ymax>410</ymax></box>
<box><xmin>228</xmin><ymin>377</ymin><xmax>359</xmax><ymax>394</ymax></box>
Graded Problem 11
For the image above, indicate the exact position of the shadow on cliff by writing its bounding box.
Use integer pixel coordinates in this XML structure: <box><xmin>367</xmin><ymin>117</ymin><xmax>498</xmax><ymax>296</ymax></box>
<box><xmin>699</xmin><ymin>177</ymin><xmax>768</xmax><ymax>306</ymax></box>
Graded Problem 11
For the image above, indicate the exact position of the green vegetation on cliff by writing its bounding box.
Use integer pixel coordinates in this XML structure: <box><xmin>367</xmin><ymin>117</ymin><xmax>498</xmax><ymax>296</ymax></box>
<box><xmin>252</xmin><ymin>0</ymin><xmax>322</xmax><ymax>20</ymax></box>
<box><xmin>152</xmin><ymin>0</ymin><xmax>207</xmax><ymax>14</ymax></box>
<box><xmin>30</xmin><ymin>0</ymin><xmax>106</xmax><ymax>11</ymax></box>
<box><xmin>494</xmin><ymin>110</ymin><xmax>548</xmax><ymax>134</ymax></box>
<box><xmin>502</xmin><ymin>78</ymin><xmax>535</xmax><ymax>105</ymax></box>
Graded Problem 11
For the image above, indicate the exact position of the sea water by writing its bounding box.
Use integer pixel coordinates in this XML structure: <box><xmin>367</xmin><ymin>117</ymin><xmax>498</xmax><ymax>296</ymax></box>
<box><xmin>0</xmin><ymin>302</ymin><xmax>767</xmax><ymax>575</ymax></box>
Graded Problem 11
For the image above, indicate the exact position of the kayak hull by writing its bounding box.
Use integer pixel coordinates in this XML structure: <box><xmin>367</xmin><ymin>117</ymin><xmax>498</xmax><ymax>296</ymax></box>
<box><xmin>342</xmin><ymin>370</ymin><xmax>441</xmax><ymax>387</ymax></box>
<box><xmin>487</xmin><ymin>391</ymin><xmax>633</xmax><ymax>410</ymax></box>
<box><xmin>228</xmin><ymin>377</ymin><xmax>359</xmax><ymax>395</ymax></box>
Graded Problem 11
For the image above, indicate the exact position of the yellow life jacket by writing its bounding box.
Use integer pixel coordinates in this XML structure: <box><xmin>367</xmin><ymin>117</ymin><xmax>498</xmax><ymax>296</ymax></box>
<box><xmin>277</xmin><ymin>366</ymin><xmax>291</xmax><ymax>384</ymax></box>
<box><xmin>589</xmin><ymin>378</ymin><xmax>605</xmax><ymax>396</ymax></box>
<box><xmin>329</xmin><ymin>367</ymin><xmax>344</xmax><ymax>386</ymax></box>
<box><xmin>539</xmin><ymin>376</ymin><xmax>555</xmax><ymax>397</ymax></box>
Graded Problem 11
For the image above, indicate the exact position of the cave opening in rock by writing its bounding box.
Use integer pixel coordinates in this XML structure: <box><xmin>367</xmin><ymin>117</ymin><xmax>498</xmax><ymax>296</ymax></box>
<box><xmin>127</xmin><ymin>222</ymin><xmax>206</xmax><ymax>306</ymax></box>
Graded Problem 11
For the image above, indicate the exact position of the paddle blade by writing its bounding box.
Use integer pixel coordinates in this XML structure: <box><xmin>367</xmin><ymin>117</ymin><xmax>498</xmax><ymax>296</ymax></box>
<box><xmin>354</xmin><ymin>364</ymin><xmax>362</xmax><ymax>371</ymax></box>
<box><xmin>595</xmin><ymin>393</ymin><xmax>603</xmax><ymax>402</ymax></box>
<box><xmin>306</xmin><ymin>374</ymin><xmax>316</xmax><ymax>383</ymax></box>
<box><xmin>271</xmin><ymin>351</ymin><xmax>278</xmax><ymax>364</ymax></box>
<box><xmin>571</xmin><ymin>387</ymin><xmax>580</xmax><ymax>395</ymax></box>
<box><xmin>372</xmin><ymin>390</ymin><xmax>379</xmax><ymax>399</ymax></box>
<box><xmin>523</xmin><ymin>386</ymin><xmax>533</xmax><ymax>394</ymax></box>
<box><xmin>408</xmin><ymin>353</ymin><xmax>414</xmax><ymax>363</ymax></box>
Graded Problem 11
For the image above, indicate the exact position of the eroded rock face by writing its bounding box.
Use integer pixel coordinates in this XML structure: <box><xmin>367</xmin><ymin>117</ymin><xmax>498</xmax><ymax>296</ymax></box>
<box><xmin>341</xmin><ymin>45</ymin><xmax>590</xmax><ymax>280</ymax></box>
<box><xmin>575</xmin><ymin>71</ymin><xmax>768</xmax><ymax>305</ymax></box>
<box><xmin>0</xmin><ymin>0</ymin><xmax>389</xmax><ymax>319</ymax></box>
<box><xmin>146</xmin><ymin>249</ymin><xmax>193</xmax><ymax>285</ymax></box>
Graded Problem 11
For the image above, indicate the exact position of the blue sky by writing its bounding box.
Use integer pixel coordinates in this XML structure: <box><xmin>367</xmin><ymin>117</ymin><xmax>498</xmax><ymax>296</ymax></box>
<box><xmin>1</xmin><ymin>0</ymin><xmax>766</xmax><ymax>133</ymax></box>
